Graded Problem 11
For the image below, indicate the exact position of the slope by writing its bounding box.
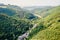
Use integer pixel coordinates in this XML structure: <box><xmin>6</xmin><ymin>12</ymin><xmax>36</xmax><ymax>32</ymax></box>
<box><xmin>0</xmin><ymin>4</ymin><xmax>37</xmax><ymax>19</ymax></box>
<box><xmin>29</xmin><ymin>6</ymin><xmax>60</xmax><ymax>40</ymax></box>
<box><xmin>0</xmin><ymin>14</ymin><xmax>33</xmax><ymax>40</ymax></box>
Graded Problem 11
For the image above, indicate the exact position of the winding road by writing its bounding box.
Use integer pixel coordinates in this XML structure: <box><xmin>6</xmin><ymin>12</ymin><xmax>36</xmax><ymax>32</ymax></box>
<box><xmin>33</xmin><ymin>14</ymin><xmax>42</xmax><ymax>18</ymax></box>
<box><xmin>17</xmin><ymin>24</ymin><xmax>38</xmax><ymax>40</ymax></box>
<box><xmin>17</xmin><ymin>14</ymin><xmax>41</xmax><ymax>40</ymax></box>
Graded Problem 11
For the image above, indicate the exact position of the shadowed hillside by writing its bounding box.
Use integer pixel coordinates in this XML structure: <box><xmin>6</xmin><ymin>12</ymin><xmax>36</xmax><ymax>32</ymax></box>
<box><xmin>0</xmin><ymin>4</ymin><xmax>37</xmax><ymax>19</ymax></box>
<box><xmin>0</xmin><ymin>14</ymin><xmax>33</xmax><ymax>40</ymax></box>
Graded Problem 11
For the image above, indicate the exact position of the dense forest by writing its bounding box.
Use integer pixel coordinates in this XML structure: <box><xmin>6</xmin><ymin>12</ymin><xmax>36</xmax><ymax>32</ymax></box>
<box><xmin>28</xmin><ymin>6</ymin><xmax>60</xmax><ymax>40</ymax></box>
<box><xmin>0</xmin><ymin>4</ymin><xmax>60</xmax><ymax>40</ymax></box>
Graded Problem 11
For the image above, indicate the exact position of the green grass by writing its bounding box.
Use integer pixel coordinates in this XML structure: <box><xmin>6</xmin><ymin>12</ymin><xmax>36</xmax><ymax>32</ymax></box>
<box><xmin>29</xmin><ymin>6</ymin><xmax>60</xmax><ymax>40</ymax></box>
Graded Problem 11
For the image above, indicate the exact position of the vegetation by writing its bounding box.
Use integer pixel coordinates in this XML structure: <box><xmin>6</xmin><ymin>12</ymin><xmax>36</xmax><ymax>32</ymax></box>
<box><xmin>29</xmin><ymin>6</ymin><xmax>60</xmax><ymax>40</ymax></box>
<box><xmin>0</xmin><ymin>4</ymin><xmax>60</xmax><ymax>40</ymax></box>
<box><xmin>0</xmin><ymin>4</ymin><xmax>36</xmax><ymax>19</ymax></box>
<box><xmin>0</xmin><ymin>14</ymin><xmax>33</xmax><ymax>40</ymax></box>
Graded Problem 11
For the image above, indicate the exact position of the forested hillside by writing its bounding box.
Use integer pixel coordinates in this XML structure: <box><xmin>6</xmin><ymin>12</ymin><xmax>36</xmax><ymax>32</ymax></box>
<box><xmin>28</xmin><ymin>6</ymin><xmax>60</xmax><ymax>40</ymax></box>
<box><xmin>0</xmin><ymin>4</ymin><xmax>60</xmax><ymax>40</ymax></box>
<box><xmin>0</xmin><ymin>14</ymin><xmax>33</xmax><ymax>40</ymax></box>
<box><xmin>24</xmin><ymin>6</ymin><xmax>53</xmax><ymax>17</ymax></box>
<box><xmin>0</xmin><ymin>4</ymin><xmax>36</xmax><ymax>19</ymax></box>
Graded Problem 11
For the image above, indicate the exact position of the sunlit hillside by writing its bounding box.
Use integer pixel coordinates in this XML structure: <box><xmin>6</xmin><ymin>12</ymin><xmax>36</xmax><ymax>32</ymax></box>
<box><xmin>29</xmin><ymin>6</ymin><xmax>60</xmax><ymax>40</ymax></box>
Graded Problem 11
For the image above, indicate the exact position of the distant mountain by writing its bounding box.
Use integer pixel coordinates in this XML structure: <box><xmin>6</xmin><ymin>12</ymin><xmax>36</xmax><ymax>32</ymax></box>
<box><xmin>23</xmin><ymin>6</ymin><xmax>54</xmax><ymax>17</ymax></box>
<box><xmin>0</xmin><ymin>14</ymin><xmax>33</xmax><ymax>40</ymax></box>
<box><xmin>0</xmin><ymin>4</ymin><xmax>37</xmax><ymax>19</ymax></box>
<box><xmin>0</xmin><ymin>4</ymin><xmax>21</xmax><ymax>16</ymax></box>
<box><xmin>0</xmin><ymin>3</ymin><xmax>6</xmax><ymax>6</ymax></box>
<box><xmin>23</xmin><ymin>6</ymin><xmax>53</xmax><ymax>10</ymax></box>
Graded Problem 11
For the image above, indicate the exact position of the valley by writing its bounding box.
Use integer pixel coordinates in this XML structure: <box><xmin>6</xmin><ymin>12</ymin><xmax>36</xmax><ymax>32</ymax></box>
<box><xmin>0</xmin><ymin>4</ymin><xmax>60</xmax><ymax>40</ymax></box>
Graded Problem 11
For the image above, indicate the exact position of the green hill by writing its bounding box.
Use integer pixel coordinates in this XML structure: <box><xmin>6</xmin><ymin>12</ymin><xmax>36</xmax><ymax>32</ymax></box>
<box><xmin>0</xmin><ymin>8</ymin><xmax>16</xmax><ymax>16</ymax></box>
<box><xmin>0</xmin><ymin>14</ymin><xmax>33</xmax><ymax>40</ymax></box>
<box><xmin>28</xmin><ymin>6</ymin><xmax>53</xmax><ymax>17</ymax></box>
<box><xmin>0</xmin><ymin>4</ymin><xmax>36</xmax><ymax>19</ymax></box>
<box><xmin>0</xmin><ymin>4</ymin><xmax>60</xmax><ymax>40</ymax></box>
<box><xmin>28</xmin><ymin>6</ymin><xmax>60</xmax><ymax>40</ymax></box>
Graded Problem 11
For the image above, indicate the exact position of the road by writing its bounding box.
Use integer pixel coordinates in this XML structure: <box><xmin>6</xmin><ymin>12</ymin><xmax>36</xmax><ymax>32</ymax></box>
<box><xmin>17</xmin><ymin>24</ymin><xmax>38</xmax><ymax>40</ymax></box>
<box><xmin>33</xmin><ymin>14</ymin><xmax>42</xmax><ymax>18</ymax></box>
<box><xmin>17</xmin><ymin>14</ymin><xmax>41</xmax><ymax>40</ymax></box>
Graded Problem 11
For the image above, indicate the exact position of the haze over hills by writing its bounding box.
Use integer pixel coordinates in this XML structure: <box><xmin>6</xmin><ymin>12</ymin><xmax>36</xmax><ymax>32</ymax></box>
<box><xmin>0</xmin><ymin>4</ymin><xmax>37</xmax><ymax>19</ymax></box>
<box><xmin>23</xmin><ymin>6</ymin><xmax>54</xmax><ymax>17</ymax></box>
<box><xmin>0</xmin><ymin>4</ymin><xmax>55</xmax><ymax>20</ymax></box>
<box><xmin>23</xmin><ymin>6</ymin><xmax>53</xmax><ymax>10</ymax></box>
